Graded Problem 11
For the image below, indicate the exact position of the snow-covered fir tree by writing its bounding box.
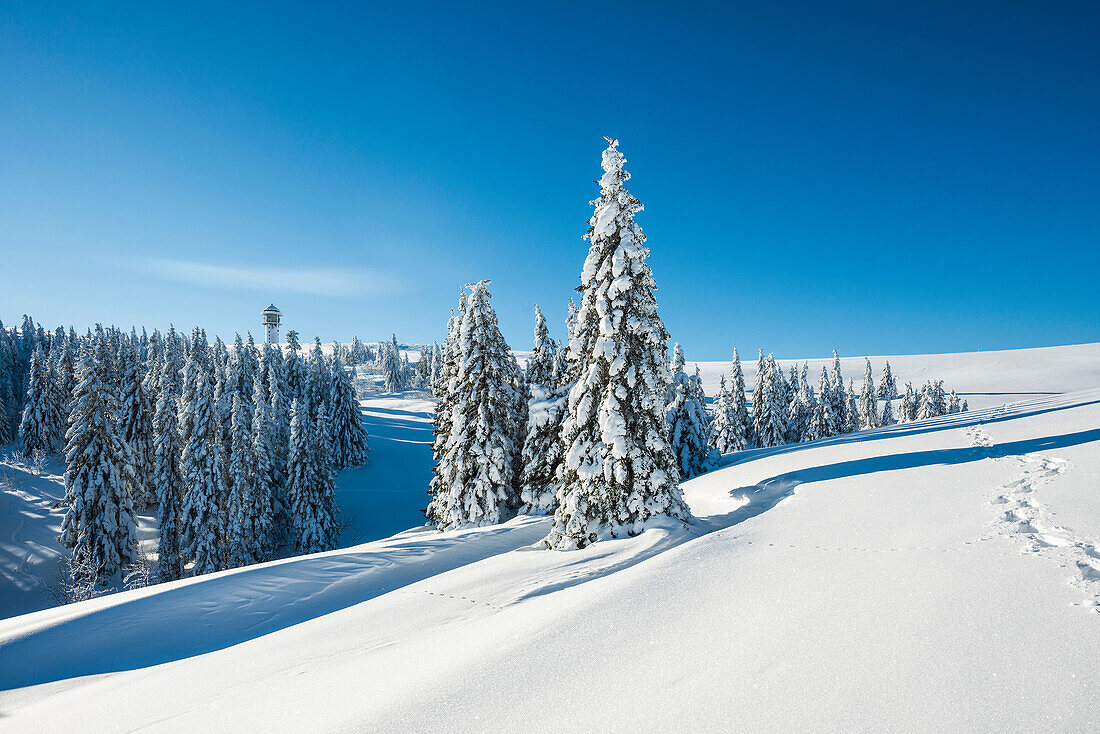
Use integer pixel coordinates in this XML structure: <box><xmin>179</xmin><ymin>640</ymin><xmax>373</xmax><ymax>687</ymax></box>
<box><xmin>179</xmin><ymin>368</ymin><xmax>226</xmax><ymax>576</ymax></box>
<box><xmin>59</xmin><ymin>330</ymin><xmax>135</xmax><ymax>586</ymax></box>
<box><xmin>918</xmin><ymin>380</ymin><xmax>947</xmax><ymax>420</ymax></box>
<box><xmin>117</xmin><ymin>341</ymin><xmax>156</xmax><ymax>507</ymax></box>
<box><xmin>754</xmin><ymin>355</ymin><xmax>789</xmax><ymax>448</ymax></box>
<box><xmin>710</xmin><ymin>376</ymin><xmax>744</xmax><ymax>454</ymax></box>
<box><xmin>247</xmin><ymin>371</ymin><xmax>278</xmax><ymax>560</ymax></box>
<box><xmin>750</xmin><ymin>348</ymin><xmax>767</xmax><ymax>448</ymax></box>
<box><xmin>828</xmin><ymin>350</ymin><xmax>848</xmax><ymax>434</ymax></box>
<box><xmin>563</xmin><ymin>297</ymin><xmax>579</xmax><ymax>342</ymax></box>
<box><xmin>381</xmin><ymin>334</ymin><xmax>406</xmax><ymax>393</ymax></box>
<box><xmin>224</xmin><ymin>390</ymin><xmax>255</xmax><ymax>568</ymax></box>
<box><xmin>545</xmin><ymin>139</ymin><xmax>689</xmax><ymax>549</ymax></box>
<box><xmin>430</xmin><ymin>304</ymin><xmax>460</xmax><ymax>399</ymax></box>
<box><xmin>213</xmin><ymin>343</ymin><xmax>236</xmax><ymax>455</ymax></box>
<box><xmin>286</xmin><ymin>397</ymin><xmax>338</xmax><ymax>553</ymax></box>
<box><xmin>518</xmin><ymin>386</ymin><xmax>566</xmax><ymax>515</ymax></box>
<box><xmin>236</xmin><ymin>333</ymin><xmax>260</xmax><ymax>403</ymax></box>
<box><xmin>349</xmin><ymin>336</ymin><xmax>366</xmax><ymax>366</ymax></box>
<box><xmin>806</xmin><ymin>366</ymin><xmax>835</xmax><ymax>441</ymax></box>
<box><xmin>877</xmin><ymin>360</ymin><xmax>898</xmax><ymax>399</ymax></box>
<box><xmin>312</xmin><ymin>400</ymin><xmax>339</xmax><ymax>543</ymax></box>
<box><xmin>776</xmin><ymin>358</ymin><xmax>792</xmax><ymax>421</ymax></box>
<box><xmin>788</xmin><ymin>363</ymin><xmax>814</xmax><ymax>443</ymax></box>
<box><xmin>16</xmin><ymin>316</ymin><xmax>37</xmax><ymax>406</ymax></box>
<box><xmin>18</xmin><ymin>345</ymin><xmax>56</xmax><ymax>454</ymax></box>
<box><xmin>427</xmin><ymin>294</ymin><xmax>465</xmax><ymax>517</ymax></box>
<box><xmin>45</xmin><ymin>330</ymin><xmax>74</xmax><ymax>449</ymax></box>
<box><xmin>153</xmin><ymin>328</ymin><xmax>185</xmax><ymax>580</ymax></box>
<box><xmin>728</xmin><ymin>348</ymin><xmax>750</xmax><ymax>448</ymax></box>
<box><xmin>282</xmin><ymin>329</ymin><xmax>306</xmax><ymax>404</ymax></box>
<box><xmin>328</xmin><ymin>355</ymin><xmax>370</xmax><ymax>469</ymax></box>
<box><xmin>858</xmin><ymin>358</ymin><xmax>880</xmax><ymax>430</ymax></box>
<box><xmin>428</xmin><ymin>341</ymin><xmax>444</xmax><ymax>389</ymax></box>
<box><xmin>306</xmin><ymin>336</ymin><xmax>330</xmax><ymax>417</ymax></box>
<box><xmin>400</xmin><ymin>352</ymin><xmax>413</xmax><ymax>387</ymax></box>
<box><xmin>0</xmin><ymin>321</ymin><xmax>16</xmax><ymax>443</ymax></box>
<box><xmin>427</xmin><ymin>281</ymin><xmax>523</xmax><ymax>530</ymax></box>
<box><xmin>415</xmin><ymin>347</ymin><xmax>433</xmax><ymax>384</ymax></box>
<box><xmin>518</xmin><ymin>305</ymin><xmax>565</xmax><ymax>514</ymax></box>
<box><xmin>143</xmin><ymin>328</ymin><xmax>162</xmax><ymax>394</ymax></box>
<box><xmin>899</xmin><ymin>381</ymin><xmax>918</xmax><ymax>422</ymax></box>
<box><xmin>668</xmin><ymin>345</ymin><xmax>714</xmax><ymax>477</ymax></box>
<box><xmin>266</xmin><ymin>348</ymin><xmax>291</xmax><ymax>542</ymax></box>
<box><xmin>947</xmin><ymin>389</ymin><xmax>962</xmax><ymax>414</ymax></box>
<box><xmin>846</xmin><ymin>378</ymin><xmax>859</xmax><ymax>433</ymax></box>
<box><xmin>525</xmin><ymin>305</ymin><xmax>557</xmax><ymax>388</ymax></box>
<box><xmin>178</xmin><ymin>329</ymin><xmax>208</xmax><ymax>435</ymax></box>
<box><xmin>553</xmin><ymin>298</ymin><xmax>579</xmax><ymax>379</ymax></box>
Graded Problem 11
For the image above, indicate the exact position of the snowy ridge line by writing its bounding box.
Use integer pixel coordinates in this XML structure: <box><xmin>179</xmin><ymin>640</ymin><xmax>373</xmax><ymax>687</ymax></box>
<box><xmin>971</xmin><ymin>424</ymin><xmax>1100</xmax><ymax>612</ymax></box>
<box><xmin>715</xmin><ymin>389</ymin><xmax>1100</xmax><ymax>471</ymax></box>
<box><xmin>0</xmin><ymin>519</ymin><xmax>550</xmax><ymax>691</ymax></box>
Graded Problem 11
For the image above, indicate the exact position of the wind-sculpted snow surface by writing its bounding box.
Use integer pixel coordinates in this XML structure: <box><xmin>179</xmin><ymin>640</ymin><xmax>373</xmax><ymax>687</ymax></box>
<box><xmin>0</xmin><ymin>519</ymin><xmax>551</xmax><ymax>691</ymax></box>
<box><xmin>1</xmin><ymin>346</ymin><xmax>1099</xmax><ymax>731</ymax></box>
<box><xmin>2</xmin><ymin>386</ymin><xmax>1099</xmax><ymax>731</ymax></box>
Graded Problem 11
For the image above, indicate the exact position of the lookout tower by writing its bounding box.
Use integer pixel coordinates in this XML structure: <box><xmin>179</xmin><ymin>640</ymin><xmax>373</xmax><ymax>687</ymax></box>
<box><xmin>262</xmin><ymin>304</ymin><xmax>281</xmax><ymax>345</ymax></box>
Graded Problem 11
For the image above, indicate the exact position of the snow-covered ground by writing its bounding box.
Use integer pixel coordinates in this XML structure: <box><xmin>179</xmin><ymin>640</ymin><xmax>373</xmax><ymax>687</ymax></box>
<box><xmin>334</xmin><ymin>393</ymin><xmax>434</xmax><ymax>545</ymax></box>
<box><xmin>688</xmin><ymin>342</ymin><xmax>1100</xmax><ymax>412</ymax></box>
<box><xmin>1</xmin><ymin>343</ymin><xmax>1098</xmax><ymax>731</ymax></box>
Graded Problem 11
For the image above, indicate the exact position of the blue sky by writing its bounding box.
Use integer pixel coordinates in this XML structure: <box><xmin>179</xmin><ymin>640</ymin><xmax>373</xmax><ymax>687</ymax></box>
<box><xmin>2</xmin><ymin>1</ymin><xmax>1097</xmax><ymax>359</ymax></box>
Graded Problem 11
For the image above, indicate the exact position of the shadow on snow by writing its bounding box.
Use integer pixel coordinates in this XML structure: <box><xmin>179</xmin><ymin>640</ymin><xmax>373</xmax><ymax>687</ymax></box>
<box><xmin>3</xmin><ymin>392</ymin><xmax>1098</xmax><ymax>692</ymax></box>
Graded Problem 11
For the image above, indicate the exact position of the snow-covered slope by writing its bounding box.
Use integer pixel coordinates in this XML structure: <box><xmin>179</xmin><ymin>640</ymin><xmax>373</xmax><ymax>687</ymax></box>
<box><xmin>1</xmin><ymin>344</ymin><xmax>1098</xmax><ymax>731</ymax></box>
<box><xmin>690</xmin><ymin>341</ymin><xmax>1100</xmax><ymax>412</ymax></box>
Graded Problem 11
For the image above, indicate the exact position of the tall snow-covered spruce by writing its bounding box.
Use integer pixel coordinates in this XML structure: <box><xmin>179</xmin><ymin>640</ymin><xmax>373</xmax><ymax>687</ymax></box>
<box><xmin>59</xmin><ymin>329</ymin><xmax>135</xmax><ymax>586</ymax></box>
<box><xmin>179</xmin><ymin>367</ymin><xmax>225</xmax><ymax>576</ymax></box>
<box><xmin>426</xmin><ymin>281</ymin><xmax>523</xmax><ymax>530</ymax></box>
<box><xmin>858</xmin><ymin>358</ymin><xmax>880</xmax><ymax>429</ymax></box>
<box><xmin>754</xmin><ymin>354</ymin><xmax>789</xmax><ymax>448</ymax></box>
<box><xmin>545</xmin><ymin>138</ymin><xmax>689</xmax><ymax>550</ymax></box>
<box><xmin>327</xmin><ymin>356</ymin><xmax>370</xmax><ymax>469</ymax></box>
<box><xmin>153</xmin><ymin>328</ymin><xmax>185</xmax><ymax>580</ymax></box>
<box><xmin>18</xmin><ymin>345</ymin><xmax>56</xmax><ymax>455</ymax></box>
<box><xmin>118</xmin><ymin>341</ymin><xmax>155</xmax><ymax>507</ymax></box>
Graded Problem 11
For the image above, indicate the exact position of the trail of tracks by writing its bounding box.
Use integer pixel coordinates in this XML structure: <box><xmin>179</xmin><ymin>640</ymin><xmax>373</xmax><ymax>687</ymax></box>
<box><xmin>966</xmin><ymin>426</ymin><xmax>1100</xmax><ymax>612</ymax></box>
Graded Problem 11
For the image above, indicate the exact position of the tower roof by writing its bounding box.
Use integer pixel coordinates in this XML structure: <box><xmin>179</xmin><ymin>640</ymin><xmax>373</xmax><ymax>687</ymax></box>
<box><xmin>262</xmin><ymin>304</ymin><xmax>280</xmax><ymax>313</ymax></box>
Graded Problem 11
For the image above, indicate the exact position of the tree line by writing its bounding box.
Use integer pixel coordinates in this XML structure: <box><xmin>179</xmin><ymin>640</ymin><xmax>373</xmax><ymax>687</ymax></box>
<box><xmin>1</xmin><ymin>321</ymin><xmax>369</xmax><ymax>593</ymax></box>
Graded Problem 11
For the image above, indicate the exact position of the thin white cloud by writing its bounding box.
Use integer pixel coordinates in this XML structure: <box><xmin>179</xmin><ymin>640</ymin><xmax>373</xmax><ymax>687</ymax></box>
<box><xmin>133</xmin><ymin>258</ymin><xmax>403</xmax><ymax>298</ymax></box>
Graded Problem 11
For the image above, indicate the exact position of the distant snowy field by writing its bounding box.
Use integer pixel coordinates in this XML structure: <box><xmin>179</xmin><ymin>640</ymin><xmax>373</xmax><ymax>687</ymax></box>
<box><xmin>1</xmin><ymin>343</ymin><xmax>1098</xmax><ymax>731</ymax></box>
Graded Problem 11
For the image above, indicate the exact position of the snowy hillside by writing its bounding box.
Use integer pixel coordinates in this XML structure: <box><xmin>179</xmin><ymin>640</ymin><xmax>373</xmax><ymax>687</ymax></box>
<box><xmin>1</xmin><ymin>344</ymin><xmax>1098</xmax><ymax>731</ymax></box>
<box><xmin>688</xmin><ymin>342</ymin><xmax>1100</xmax><ymax>412</ymax></box>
